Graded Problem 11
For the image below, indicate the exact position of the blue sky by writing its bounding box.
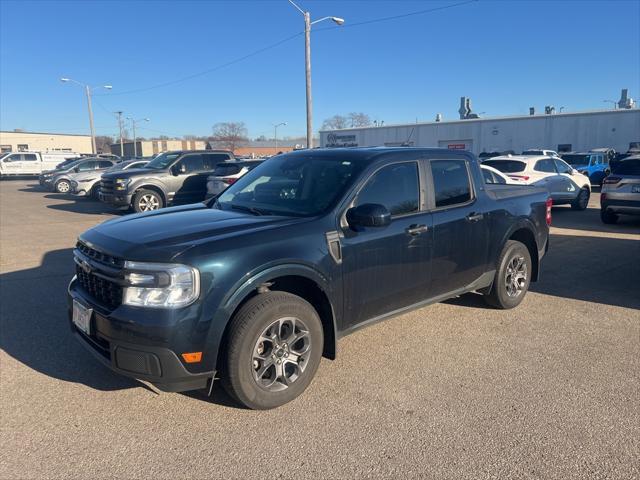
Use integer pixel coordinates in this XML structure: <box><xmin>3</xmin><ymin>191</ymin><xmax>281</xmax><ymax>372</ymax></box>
<box><xmin>1</xmin><ymin>0</ymin><xmax>639</xmax><ymax>140</ymax></box>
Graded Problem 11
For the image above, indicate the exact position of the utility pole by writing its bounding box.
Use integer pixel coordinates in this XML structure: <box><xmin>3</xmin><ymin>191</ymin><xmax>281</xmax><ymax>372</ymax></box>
<box><xmin>287</xmin><ymin>1</ymin><xmax>344</xmax><ymax>149</ymax></box>
<box><xmin>115</xmin><ymin>111</ymin><xmax>124</xmax><ymax>156</ymax></box>
<box><xmin>60</xmin><ymin>78</ymin><xmax>112</xmax><ymax>154</ymax></box>
<box><xmin>273</xmin><ymin>122</ymin><xmax>287</xmax><ymax>154</ymax></box>
<box><xmin>127</xmin><ymin>117</ymin><xmax>149</xmax><ymax>157</ymax></box>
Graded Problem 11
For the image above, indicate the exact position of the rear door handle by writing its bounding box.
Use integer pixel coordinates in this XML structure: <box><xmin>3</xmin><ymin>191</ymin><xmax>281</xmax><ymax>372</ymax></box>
<box><xmin>466</xmin><ymin>212</ymin><xmax>484</xmax><ymax>222</ymax></box>
<box><xmin>406</xmin><ymin>224</ymin><xmax>428</xmax><ymax>235</ymax></box>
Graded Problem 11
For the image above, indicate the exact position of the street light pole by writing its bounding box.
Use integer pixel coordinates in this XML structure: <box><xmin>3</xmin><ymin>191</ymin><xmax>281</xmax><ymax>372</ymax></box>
<box><xmin>288</xmin><ymin>0</ymin><xmax>344</xmax><ymax>149</ymax></box>
<box><xmin>115</xmin><ymin>111</ymin><xmax>124</xmax><ymax>156</ymax></box>
<box><xmin>127</xmin><ymin>117</ymin><xmax>150</xmax><ymax>157</ymax></box>
<box><xmin>60</xmin><ymin>78</ymin><xmax>112</xmax><ymax>154</ymax></box>
<box><xmin>273</xmin><ymin>122</ymin><xmax>287</xmax><ymax>154</ymax></box>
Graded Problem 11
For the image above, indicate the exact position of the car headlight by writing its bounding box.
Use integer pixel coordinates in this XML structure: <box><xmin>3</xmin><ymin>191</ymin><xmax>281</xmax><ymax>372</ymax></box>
<box><xmin>115</xmin><ymin>178</ymin><xmax>130</xmax><ymax>190</ymax></box>
<box><xmin>123</xmin><ymin>261</ymin><xmax>200</xmax><ymax>308</ymax></box>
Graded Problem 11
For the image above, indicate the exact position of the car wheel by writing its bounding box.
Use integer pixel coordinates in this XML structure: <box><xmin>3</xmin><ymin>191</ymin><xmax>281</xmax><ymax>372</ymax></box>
<box><xmin>132</xmin><ymin>189</ymin><xmax>164</xmax><ymax>212</ymax></box>
<box><xmin>571</xmin><ymin>188</ymin><xmax>590</xmax><ymax>211</ymax></box>
<box><xmin>600</xmin><ymin>208</ymin><xmax>618</xmax><ymax>224</ymax></box>
<box><xmin>89</xmin><ymin>184</ymin><xmax>100</xmax><ymax>199</ymax></box>
<box><xmin>484</xmin><ymin>240</ymin><xmax>532</xmax><ymax>309</ymax></box>
<box><xmin>222</xmin><ymin>291</ymin><xmax>324</xmax><ymax>410</ymax></box>
<box><xmin>55</xmin><ymin>179</ymin><xmax>70</xmax><ymax>193</ymax></box>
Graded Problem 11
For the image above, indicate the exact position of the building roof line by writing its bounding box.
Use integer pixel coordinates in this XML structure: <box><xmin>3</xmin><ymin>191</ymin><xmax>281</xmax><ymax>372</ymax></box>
<box><xmin>0</xmin><ymin>130</ymin><xmax>92</xmax><ymax>137</ymax></box>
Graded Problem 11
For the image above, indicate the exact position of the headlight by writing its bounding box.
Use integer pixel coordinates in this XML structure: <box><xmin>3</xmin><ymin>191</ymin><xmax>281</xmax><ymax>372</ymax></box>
<box><xmin>115</xmin><ymin>178</ymin><xmax>130</xmax><ymax>190</ymax></box>
<box><xmin>122</xmin><ymin>261</ymin><xmax>200</xmax><ymax>308</ymax></box>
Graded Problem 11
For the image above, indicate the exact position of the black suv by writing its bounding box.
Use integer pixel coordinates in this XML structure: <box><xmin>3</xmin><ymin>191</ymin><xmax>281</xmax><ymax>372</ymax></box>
<box><xmin>99</xmin><ymin>150</ymin><xmax>234</xmax><ymax>212</ymax></box>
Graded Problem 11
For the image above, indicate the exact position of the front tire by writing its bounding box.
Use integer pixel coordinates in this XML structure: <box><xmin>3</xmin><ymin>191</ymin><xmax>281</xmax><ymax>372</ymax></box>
<box><xmin>484</xmin><ymin>240</ymin><xmax>532</xmax><ymax>309</ymax></box>
<box><xmin>222</xmin><ymin>291</ymin><xmax>324</xmax><ymax>410</ymax></box>
<box><xmin>571</xmin><ymin>187</ymin><xmax>590</xmax><ymax>210</ymax></box>
<box><xmin>55</xmin><ymin>179</ymin><xmax>70</xmax><ymax>193</ymax></box>
<box><xmin>132</xmin><ymin>189</ymin><xmax>164</xmax><ymax>212</ymax></box>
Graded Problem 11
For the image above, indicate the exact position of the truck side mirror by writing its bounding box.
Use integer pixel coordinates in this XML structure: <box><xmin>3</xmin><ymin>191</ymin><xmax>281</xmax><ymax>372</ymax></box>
<box><xmin>346</xmin><ymin>203</ymin><xmax>391</xmax><ymax>228</ymax></box>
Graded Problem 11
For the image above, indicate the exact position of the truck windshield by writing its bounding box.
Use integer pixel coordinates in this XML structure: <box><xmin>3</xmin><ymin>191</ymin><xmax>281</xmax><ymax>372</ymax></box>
<box><xmin>562</xmin><ymin>154</ymin><xmax>589</xmax><ymax>166</ymax></box>
<box><xmin>215</xmin><ymin>154</ymin><xmax>365</xmax><ymax>216</ymax></box>
<box><xmin>483</xmin><ymin>160</ymin><xmax>526</xmax><ymax>173</ymax></box>
<box><xmin>144</xmin><ymin>152</ymin><xmax>181</xmax><ymax>169</ymax></box>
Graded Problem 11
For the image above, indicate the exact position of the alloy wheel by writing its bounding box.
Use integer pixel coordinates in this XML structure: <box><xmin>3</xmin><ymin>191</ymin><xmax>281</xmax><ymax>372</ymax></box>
<box><xmin>579</xmin><ymin>190</ymin><xmax>589</xmax><ymax>209</ymax></box>
<box><xmin>252</xmin><ymin>317</ymin><xmax>312</xmax><ymax>392</ymax></box>
<box><xmin>138</xmin><ymin>194</ymin><xmax>160</xmax><ymax>211</ymax></box>
<box><xmin>505</xmin><ymin>255</ymin><xmax>527</xmax><ymax>297</ymax></box>
<box><xmin>57</xmin><ymin>181</ymin><xmax>70</xmax><ymax>193</ymax></box>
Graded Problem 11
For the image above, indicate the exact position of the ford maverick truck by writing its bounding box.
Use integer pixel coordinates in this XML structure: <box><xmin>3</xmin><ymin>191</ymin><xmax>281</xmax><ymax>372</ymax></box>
<box><xmin>68</xmin><ymin>147</ymin><xmax>551</xmax><ymax>409</ymax></box>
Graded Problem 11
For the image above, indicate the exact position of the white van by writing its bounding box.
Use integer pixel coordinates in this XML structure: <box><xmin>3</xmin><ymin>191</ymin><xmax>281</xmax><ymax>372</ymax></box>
<box><xmin>0</xmin><ymin>151</ymin><xmax>80</xmax><ymax>177</ymax></box>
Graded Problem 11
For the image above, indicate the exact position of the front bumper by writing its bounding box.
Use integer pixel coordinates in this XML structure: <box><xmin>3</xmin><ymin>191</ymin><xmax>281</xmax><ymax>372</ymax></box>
<box><xmin>68</xmin><ymin>277</ymin><xmax>214</xmax><ymax>392</ymax></box>
<box><xmin>98</xmin><ymin>191</ymin><xmax>132</xmax><ymax>207</ymax></box>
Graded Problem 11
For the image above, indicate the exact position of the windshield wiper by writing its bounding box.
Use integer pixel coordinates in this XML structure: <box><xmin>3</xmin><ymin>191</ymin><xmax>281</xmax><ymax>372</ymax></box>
<box><xmin>229</xmin><ymin>204</ymin><xmax>267</xmax><ymax>216</ymax></box>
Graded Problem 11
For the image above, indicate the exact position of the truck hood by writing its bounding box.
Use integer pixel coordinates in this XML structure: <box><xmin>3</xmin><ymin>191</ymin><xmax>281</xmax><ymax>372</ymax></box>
<box><xmin>80</xmin><ymin>203</ymin><xmax>303</xmax><ymax>261</ymax></box>
<box><xmin>101</xmin><ymin>168</ymin><xmax>165</xmax><ymax>180</ymax></box>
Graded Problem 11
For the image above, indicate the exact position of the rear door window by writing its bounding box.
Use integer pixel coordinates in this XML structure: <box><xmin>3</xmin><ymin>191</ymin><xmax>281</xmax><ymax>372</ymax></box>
<box><xmin>23</xmin><ymin>154</ymin><xmax>37</xmax><ymax>162</ymax></box>
<box><xmin>178</xmin><ymin>155</ymin><xmax>205</xmax><ymax>173</ymax></box>
<box><xmin>483</xmin><ymin>160</ymin><xmax>526</xmax><ymax>173</ymax></box>
<box><xmin>77</xmin><ymin>161</ymin><xmax>98</xmax><ymax>171</ymax></box>
<box><xmin>203</xmin><ymin>153</ymin><xmax>233</xmax><ymax>170</ymax></box>
<box><xmin>430</xmin><ymin>159</ymin><xmax>472</xmax><ymax>208</ymax></box>
<box><xmin>355</xmin><ymin>162</ymin><xmax>420</xmax><ymax>216</ymax></box>
<box><xmin>534</xmin><ymin>159</ymin><xmax>557</xmax><ymax>173</ymax></box>
<box><xmin>98</xmin><ymin>161</ymin><xmax>113</xmax><ymax>168</ymax></box>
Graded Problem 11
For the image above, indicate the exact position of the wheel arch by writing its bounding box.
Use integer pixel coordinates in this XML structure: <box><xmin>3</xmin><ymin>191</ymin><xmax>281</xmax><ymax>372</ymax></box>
<box><xmin>506</xmin><ymin>225</ymin><xmax>539</xmax><ymax>282</ymax></box>
<box><xmin>132</xmin><ymin>183</ymin><xmax>167</xmax><ymax>205</ymax></box>
<box><xmin>215</xmin><ymin>264</ymin><xmax>338</xmax><ymax>374</ymax></box>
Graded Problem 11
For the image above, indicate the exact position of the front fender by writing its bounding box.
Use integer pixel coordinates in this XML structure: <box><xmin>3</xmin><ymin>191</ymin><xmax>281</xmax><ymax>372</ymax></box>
<box><xmin>202</xmin><ymin>262</ymin><xmax>338</xmax><ymax>373</ymax></box>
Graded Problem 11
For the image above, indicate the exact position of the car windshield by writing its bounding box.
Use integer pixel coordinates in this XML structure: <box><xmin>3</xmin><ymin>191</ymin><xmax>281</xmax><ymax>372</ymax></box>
<box><xmin>215</xmin><ymin>154</ymin><xmax>365</xmax><ymax>217</ymax></box>
<box><xmin>144</xmin><ymin>152</ymin><xmax>181</xmax><ymax>169</ymax></box>
<box><xmin>562</xmin><ymin>154</ymin><xmax>590</xmax><ymax>166</ymax></box>
<box><xmin>483</xmin><ymin>160</ymin><xmax>526</xmax><ymax>173</ymax></box>
<box><xmin>612</xmin><ymin>159</ymin><xmax>640</xmax><ymax>175</ymax></box>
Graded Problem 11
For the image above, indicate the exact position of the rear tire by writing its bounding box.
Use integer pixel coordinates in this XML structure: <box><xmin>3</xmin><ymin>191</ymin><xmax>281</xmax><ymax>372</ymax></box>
<box><xmin>571</xmin><ymin>187</ymin><xmax>590</xmax><ymax>210</ymax></box>
<box><xmin>132</xmin><ymin>189</ymin><xmax>164</xmax><ymax>212</ymax></box>
<box><xmin>600</xmin><ymin>208</ymin><xmax>618</xmax><ymax>224</ymax></box>
<box><xmin>484</xmin><ymin>240</ymin><xmax>532</xmax><ymax>310</ymax></box>
<box><xmin>222</xmin><ymin>291</ymin><xmax>324</xmax><ymax>410</ymax></box>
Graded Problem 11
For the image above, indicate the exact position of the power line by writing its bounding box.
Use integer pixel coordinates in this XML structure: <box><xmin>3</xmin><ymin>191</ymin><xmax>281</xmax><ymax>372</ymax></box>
<box><xmin>95</xmin><ymin>0</ymin><xmax>477</xmax><ymax>97</ymax></box>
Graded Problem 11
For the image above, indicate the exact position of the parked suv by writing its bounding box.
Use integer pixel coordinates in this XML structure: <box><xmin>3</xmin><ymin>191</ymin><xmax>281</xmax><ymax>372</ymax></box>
<box><xmin>483</xmin><ymin>155</ymin><xmax>591</xmax><ymax>209</ymax></box>
<box><xmin>99</xmin><ymin>150</ymin><xmax>234</xmax><ymax>212</ymax></box>
<box><xmin>205</xmin><ymin>160</ymin><xmax>264</xmax><ymax>198</ymax></box>
<box><xmin>44</xmin><ymin>158</ymin><xmax>116</xmax><ymax>193</ymax></box>
<box><xmin>560</xmin><ymin>152</ymin><xmax>610</xmax><ymax>185</ymax></box>
<box><xmin>70</xmin><ymin>159</ymin><xmax>148</xmax><ymax>198</ymax></box>
<box><xmin>69</xmin><ymin>147</ymin><xmax>551</xmax><ymax>409</ymax></box>
<box><xmin>600</xmin><ymin>155</ymin><xmax>640</xmax><ymax>223</ymax></box>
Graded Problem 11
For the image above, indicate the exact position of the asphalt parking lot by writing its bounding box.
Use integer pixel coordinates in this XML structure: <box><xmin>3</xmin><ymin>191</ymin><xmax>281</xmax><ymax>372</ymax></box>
<box><xmin>1</xmin><ymin>179</ymin><xmax>638</xmax><ymax>479</ymax></box>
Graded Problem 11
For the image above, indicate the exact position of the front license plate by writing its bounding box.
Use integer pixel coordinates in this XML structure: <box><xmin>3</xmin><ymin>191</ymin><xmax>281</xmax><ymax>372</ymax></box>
<box><xmin>632</xmin><ymin>185</ymin><xmax>640</xmax><ymax>193</ymax></box>
<box><xmin>72</xmin><ymin>299</ymin><xmax>93</xmax><ymax>335</ymax></box>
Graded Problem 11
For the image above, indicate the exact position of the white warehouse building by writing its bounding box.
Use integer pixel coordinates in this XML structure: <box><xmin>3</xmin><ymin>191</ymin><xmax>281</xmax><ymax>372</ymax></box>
<box><xmin>319</xmin><ymin>108</ymin><xmax>640</xmax><ymax>155</ymax></box>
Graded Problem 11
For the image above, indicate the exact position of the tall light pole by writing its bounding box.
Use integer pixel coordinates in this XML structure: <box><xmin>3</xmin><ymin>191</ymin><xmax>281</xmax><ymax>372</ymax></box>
<box><xmin>115</xmin><ymin>111</ymin><xmax>124</xmax><ymax>156</ymax></box>
<box><xmin>273</xmin><ymin>122</ymin><xmax>287</xmax><ymax>153</ymax></box>
<box><xmin>60</xmin><ymin>78</ymin><xmax>112</xmax><ymax>154</ymax></box>
<box><xmin>287</xmin><ymin>0</ymin><xmax>344</xmax><ymax>149</ymax></box>
<box><xmin>127</xmin><ymin>116</ymin><xmax>150</xmax><ymax>157</ymax></box>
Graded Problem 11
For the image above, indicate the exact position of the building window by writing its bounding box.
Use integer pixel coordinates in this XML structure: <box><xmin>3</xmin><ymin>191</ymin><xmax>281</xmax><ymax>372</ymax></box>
<box><xmin>17</xmin><ymin>144</ymin><xmax>29</xmax><ymax>151</ymax></box>
<box><xmin>557</xmin><ymin>144</ymin><xmax>572</xmax><ymax>152</ymax></box>
<box><xmin>0</xmin><ymin>145</ymin><xmax>11</xmax><ymax>153</ymax></box>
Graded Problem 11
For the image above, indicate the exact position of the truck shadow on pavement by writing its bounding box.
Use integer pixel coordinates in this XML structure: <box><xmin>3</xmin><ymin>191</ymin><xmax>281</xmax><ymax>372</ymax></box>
<box><xmin>44</xmin><ymin>194</ymin><xmax>123</xmax><ymax>216</ymax></box>
<box><xmin>0</xmin><ymin>248</ymin><xmax>137</xmax><ymax>391</ymax></box>
<box><xmin>0</xmin><ymin>247</ymin><xmax>240</xmax><ymax>406</ymax></box>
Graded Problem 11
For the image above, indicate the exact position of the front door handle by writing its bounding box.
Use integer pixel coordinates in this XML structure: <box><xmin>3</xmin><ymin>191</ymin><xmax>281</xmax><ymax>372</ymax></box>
<box><xmin>466</xmin><ymin>212</ymin><xmax>484</xmax><ymax>222</ymax></box>
<box><xmin>406</xmin><ymin>224</ymin><xmax>428</xmax><ymax>235</ymax></box>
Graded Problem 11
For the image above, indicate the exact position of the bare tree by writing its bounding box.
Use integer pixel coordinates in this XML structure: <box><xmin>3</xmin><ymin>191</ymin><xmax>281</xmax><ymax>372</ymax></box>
<box><xmin>211</xmin><ymin>122</ymin><xmax>249</xmax><ymax>152</ymax></box>
<box><xmin>348</xmin><ymin>112</ymin><xmax>372</xmax><ymax>128</ymax></box>
<box><xmin>321</xmin><ymin>115</ymin><xmax>349</xmax><ymax>130</ymax></box>
<box><xmin>95</xmin><ymin>135</ymin><xmax>114</xmax><ymax>154</ymax></box>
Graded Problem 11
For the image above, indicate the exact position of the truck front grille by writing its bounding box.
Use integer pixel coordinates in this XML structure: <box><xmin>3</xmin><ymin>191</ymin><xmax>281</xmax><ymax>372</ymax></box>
<box><xmin>100</xmin><ymin>178</ymin><xmax>115</xmax><ymax>195</ymax></box>
<box><xmin>75</xmin><ymin>266</ymin><xmax>123</xmax><ymax>310</ymax></box>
